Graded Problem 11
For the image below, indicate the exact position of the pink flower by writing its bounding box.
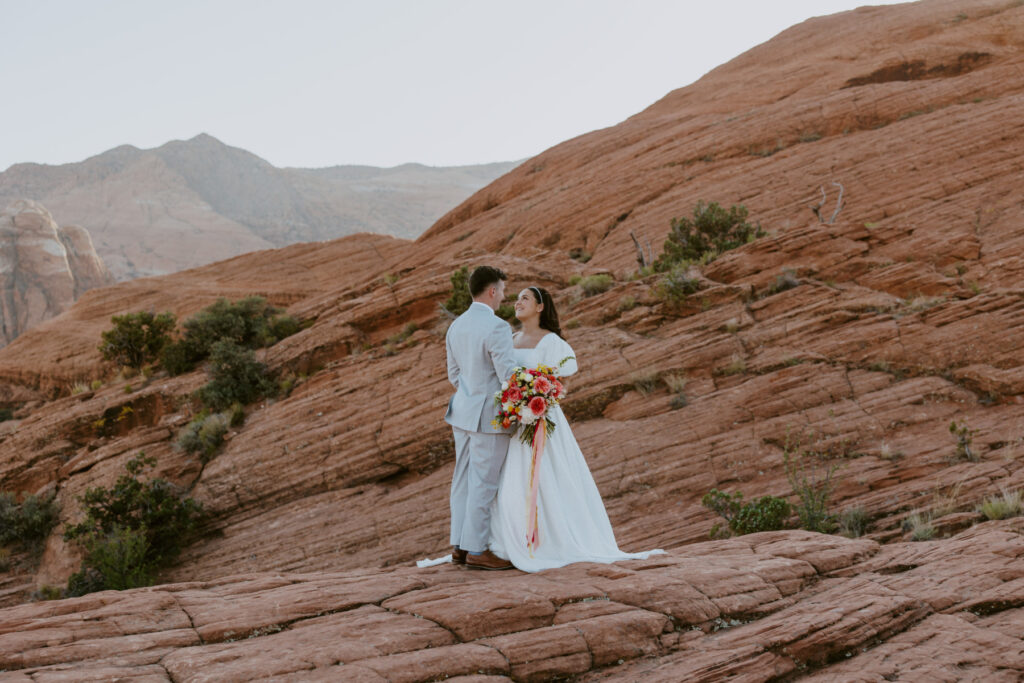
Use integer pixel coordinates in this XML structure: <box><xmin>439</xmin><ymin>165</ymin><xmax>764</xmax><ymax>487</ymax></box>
<box><xmin>533</xmin><ymin>375</ymin><xmax>551</xmax><ymax>394</ymax></box>
<box><xmin>528</xmin><ymin>396</ymin><xmax>547</xmax><ymax>417</ymax></box>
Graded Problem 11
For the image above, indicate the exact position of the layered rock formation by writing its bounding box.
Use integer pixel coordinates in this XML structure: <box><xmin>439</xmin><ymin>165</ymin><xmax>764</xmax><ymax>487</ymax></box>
<box><xmin>2</xmin><ymin>0</ymin><xmax>1024</xmax><ymax>678</ymax></box>
<box><xmin>0</xmin><ymin>136</ymin><xmax>518</xmax><ymax>280</ymax></box>
<box><xmin>0</xmin><ymin>200</ymin><xmax>113</xmax><ymax>347</ymax></box>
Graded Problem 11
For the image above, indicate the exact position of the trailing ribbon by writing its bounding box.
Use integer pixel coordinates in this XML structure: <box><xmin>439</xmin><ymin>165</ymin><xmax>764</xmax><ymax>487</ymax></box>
<box><xmin>525</xmin><ymin>419</ymin><xmax>546</xmax><ymax>556</ymax></box>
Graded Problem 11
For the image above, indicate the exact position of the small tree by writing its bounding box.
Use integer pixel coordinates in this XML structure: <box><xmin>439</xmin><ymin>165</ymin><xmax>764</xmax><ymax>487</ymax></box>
<box><xmin>655</xmin><ymin>202</ymin><xmax>766</xmax><ymax>271</ymax></box>
<box><xmin>783</xmin><ymin>432</ymin><xmax>840</xmax><ymax>533</ymax></box>
<box><xmin>443</xmin><ymin>266</ymin><xmax>472</xmax><ymax>317</ymax></box>
<box><xmin>99</xmin><ymin>311</ymin><xmax>177</xmax><ymax>370</ymax></box>
<box><xmin>64</xmin><ymin>453</ymin><xmax>203</xmax><ymax>596</ymax></box>
<box><xmin>198</xmin><ymin>341</ymin><xmax>277</xmax><ymax>411</ymax></box>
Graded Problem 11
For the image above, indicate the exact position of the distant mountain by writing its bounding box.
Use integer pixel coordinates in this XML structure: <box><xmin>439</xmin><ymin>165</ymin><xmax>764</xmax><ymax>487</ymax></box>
<box><xmin>0</xmin><ymin>135</ymin><xmax>518</xmax><ymax>280</ymax></box>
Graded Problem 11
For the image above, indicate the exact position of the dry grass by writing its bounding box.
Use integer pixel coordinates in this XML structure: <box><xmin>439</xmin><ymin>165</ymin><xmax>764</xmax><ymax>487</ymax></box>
<box><xmin>630</xmin><ymin>370</ymin><xmax>660</xmax><ymax>396</ymax></box>
<box><xmin>978</xmin><ymin>489</ymin><xmax>1023</xmax><ymax>520</ymax></box>
<box><xmin>905</xmin><ymin>511</ymin><xmax>936</xmax><ymax>541</ymax></box>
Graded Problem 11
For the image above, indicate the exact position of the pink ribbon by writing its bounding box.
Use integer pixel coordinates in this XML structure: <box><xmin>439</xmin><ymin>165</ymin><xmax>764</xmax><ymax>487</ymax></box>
<box><xmin>525</xmin><ymin>420</ymin><xmax>546</xmax><ymax>555</ymax></box>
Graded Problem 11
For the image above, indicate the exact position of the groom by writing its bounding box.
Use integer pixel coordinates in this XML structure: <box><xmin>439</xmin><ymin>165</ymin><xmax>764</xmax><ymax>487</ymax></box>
<box><xmin>444</xmin><ymin>265</ymin><xmax>519</xmax><ymax>570</ymax></box>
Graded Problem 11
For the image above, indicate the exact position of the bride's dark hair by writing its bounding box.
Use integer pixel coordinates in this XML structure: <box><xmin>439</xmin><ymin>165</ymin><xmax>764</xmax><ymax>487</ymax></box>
<box><xmin>529</xmin><ymin>286</ymin><xmax>563</xmax><ymax>339</ymax></box>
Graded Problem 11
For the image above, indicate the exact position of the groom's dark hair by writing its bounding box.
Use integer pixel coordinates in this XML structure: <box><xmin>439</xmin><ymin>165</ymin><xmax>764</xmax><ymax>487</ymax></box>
<box><xmin>469</xmin><ymin>265</ymin><xmax>507</xmax><ymax>297</ymax></box>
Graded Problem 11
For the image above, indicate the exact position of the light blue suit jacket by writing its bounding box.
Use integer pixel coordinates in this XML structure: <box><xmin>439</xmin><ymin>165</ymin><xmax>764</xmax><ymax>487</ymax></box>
<box><xmin>444</xmin><ymin>302</ymin><xmax>519</xmax><ymax>433</ymax></box>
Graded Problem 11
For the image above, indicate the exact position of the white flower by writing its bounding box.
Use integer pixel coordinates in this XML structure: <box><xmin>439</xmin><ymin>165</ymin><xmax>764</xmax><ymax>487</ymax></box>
<box><xmin>521</xmin><ymin>411</ymin><xmax>538</xmax><ymax>425</ymax></box>
<box><xmin>501</xmin><ymin>381</ymin><xmax>508</xmax><ymax>390</ymax></box>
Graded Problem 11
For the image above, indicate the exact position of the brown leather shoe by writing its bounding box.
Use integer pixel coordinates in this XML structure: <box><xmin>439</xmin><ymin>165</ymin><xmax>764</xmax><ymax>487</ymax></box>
<box><xmin>452</xmin><ymin>547</ymin><xmax>467</xmax><ymax>565</ymax></box>
<box><xmin>466</xmin><ymin>550</ymin><xmax>513</xmax><ymax>570</ymax></box>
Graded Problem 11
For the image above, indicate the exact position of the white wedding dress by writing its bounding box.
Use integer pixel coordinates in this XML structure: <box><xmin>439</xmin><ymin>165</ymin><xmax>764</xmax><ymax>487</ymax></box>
<box><xmin>418</xmin><ymin>332</ymin><xmax>663</xmax><ymax>571</ymax></box>
<box><xmin>488</xmin><ymin>332</ymin><xmax>663</xmax><ymax>571</ymax></box>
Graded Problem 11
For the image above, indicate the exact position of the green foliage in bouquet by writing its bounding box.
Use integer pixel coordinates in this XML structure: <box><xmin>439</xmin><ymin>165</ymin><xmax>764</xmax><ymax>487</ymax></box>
<box><xmin>654</xmin><ymin>201</ymin><xmax>766</xmax><ymax>271</ymax></box>
<box><xmin>99</xmin><ymin>311</ymin><xmax>177</xmax><ymax>370</ymax></box>
<box><xmin>64</xmin><ymin>453</ymin><xmax>203</xmax><ymax>596</ymax></box>
<box><xmin>702</xmin><ymin>488</ymin><xmax>791</xmax><ymax>537</ymax></box>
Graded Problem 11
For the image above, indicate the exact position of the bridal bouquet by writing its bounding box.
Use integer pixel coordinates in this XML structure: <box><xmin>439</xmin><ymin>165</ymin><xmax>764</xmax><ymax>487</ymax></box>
<box><xmin>491</xmin><ymin>363</ymin><xmax>567</xmax><ymax>445</ymax></box>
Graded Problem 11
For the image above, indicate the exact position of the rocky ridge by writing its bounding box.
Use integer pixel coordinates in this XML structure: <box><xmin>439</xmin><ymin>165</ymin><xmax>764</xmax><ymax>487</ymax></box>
<box><xmin>2</xmin><ymin>0</ymin><xmax>1024</xmax><ymax>679</ymax></box>
<box><xmin>0</xmin><ymin>136</ymin><xmax>517</xmax><ymax>280</ymax></box>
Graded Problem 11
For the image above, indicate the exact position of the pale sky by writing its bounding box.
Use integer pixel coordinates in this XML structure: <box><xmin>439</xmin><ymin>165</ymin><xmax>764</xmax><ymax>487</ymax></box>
<box><xmin>1</xmin><ymin>0</ymin><xmax>907</xmax><ymax>171</ymax></box>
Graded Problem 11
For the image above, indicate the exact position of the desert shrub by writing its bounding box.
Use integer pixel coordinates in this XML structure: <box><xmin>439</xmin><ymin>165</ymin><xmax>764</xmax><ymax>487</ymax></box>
<box><xmin>0</xmin><ymin>492</ymin><xmax>59</xmax><ymax>549</ymax></box>
<box><xmin>443</xmin><ymin>266</ymin><xmax>472</xmax><ymax>316</ymax></box>
<box><xmin>702</xmin><ymin>489</ymin><xmax>792</xmax><ymax>537</ymax></box>
<box><xmin>655</xmin><ymin>201</ymin><xmax>766</xmax><ymax>271</ymax></box>
<box><xmin>0</xmin><ymin>408</ymin><xmax>13</xmax><ymax>422</ymax></box>
<box><xmin>762</xmin><ymin>268</ymin><xmax>800</xmax><ymax>297</ymax></box>
<box><xmin>630</xmin><ymin>370</ymin><xmax>659</xmax><ymax>396</ymax></box>
<box><xmin>578</xmin><ymin>274</ymin><xmax>614</xmax><ymax>297</ymax></box>
<box><xmin>656</xmin><ymin>265</ymin><xmax>703</xmax><ymax>303</ymax></box>
<box><xmin>949</xmin><ymin>419</ymin><xmax>978</xmax><ymax>461</ymax></box>
<box><xmin>837</xmin><ymin>506</ymin><xmax>869</xmax><ymax>538</ymax></box>
<box><xmin>98</xmin><ymin>311</ymin><xmax>177</xmax><ymax>370</ymax></box>
<box><xmin>162</xmin><ymin>297</ymin><xmax>298</xmax><ymax>375</ymax></box>
<box><xmin>64</xmin><ymin>453</ymin><xmax>203</xmax><ymax>596</ymax></box>
<box><xmin>904</xmin><ymin>511</ymin><xmax>935</xmax><ymax>541</ymax></box>
<box><xmin>783</xmin><ymin>433</ymin><xmax>839</xmax><ymax>533</ymax></box>
<box><xmin>617</xmin><ymin>295</ymin><xmax>637</xmax><ymax>313</ymax></box>
<box><xmin>197</xmin><ymin>341</ymin><xmax>277</xmax><ymax>411</ymax></box>
<box><xmin>978</xmin><ymin>489</ymin><xmax>1022</xmax><ymax>520</ymax></box>
<box><xmin>177</xmin><ymin>412</ymin><xmax>230</xmax><ymax>462</ymax></box>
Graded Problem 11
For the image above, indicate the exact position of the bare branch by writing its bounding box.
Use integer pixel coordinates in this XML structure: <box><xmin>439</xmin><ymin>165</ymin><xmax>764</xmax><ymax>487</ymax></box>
<box><xmin>630</xmin><ymin>230</ymin><xmax>649</xmax><ymax>268</ymax></box>
<box><xmin>811</xmin><ymin>185</ymin><xmax>826</xmax><ymax>222</ymax></box>
<box><xmin>828</xmin><ymin>181</ymin><xmax>845</xmax><ymax>224</ymax></box>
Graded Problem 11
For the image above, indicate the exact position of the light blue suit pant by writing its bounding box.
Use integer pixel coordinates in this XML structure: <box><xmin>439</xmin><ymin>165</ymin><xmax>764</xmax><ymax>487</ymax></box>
<box><xmin>450</xmin><ymin>426</ymin><xmax>511</xmax><ymax>553</ymax></box>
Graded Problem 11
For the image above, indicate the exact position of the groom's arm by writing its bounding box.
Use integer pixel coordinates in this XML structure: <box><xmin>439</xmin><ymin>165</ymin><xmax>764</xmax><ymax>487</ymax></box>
<box><xmin>486</xmin><ymin>320</ymin><xmax>519</xmax><ymax>382</ymax></box>
<box><xmin>445</xmin><ymin>328</ymin><xmax>460</xmax><ymax>388</ymax></box>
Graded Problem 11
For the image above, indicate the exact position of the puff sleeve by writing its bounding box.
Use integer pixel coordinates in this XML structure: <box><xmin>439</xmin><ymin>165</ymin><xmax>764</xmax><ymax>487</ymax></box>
<box><xmin>543</xmin><ymin>334</ymin><xmax>577</xmax><ymax>376</ymax></box>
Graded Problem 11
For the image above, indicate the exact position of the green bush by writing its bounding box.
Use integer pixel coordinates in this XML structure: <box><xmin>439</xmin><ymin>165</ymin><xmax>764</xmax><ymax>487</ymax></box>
<box><xmin>655</xmin><ymin>201</ymin><xmax>765</xmax><ymax>271</ymax></box>
<box><xmin>702</xmin><ymin>488</ymin><xmax>792</xmax><ymax>536</ymax></box>
<box><xmin>197</xmin><ymin>341</ymin><xmax>277</xmax><ymax>411</ymax></box>
<box><xmin>64</xmin><ymin>453</ymin><xmax>203</xmax><ymax>595</ymax></box>
<box><xmin>161</xmin><ymin>297</ymin><xmax>299</xmax><ymax>376</ymax></box>
<box><xmin>655</xmin><ymin>265</ymin><xmax>703</xmax><ymax>303</ymax></box>
<box><xmin>177</xmin><ymin>412</ymin><xmax>231</xmax><ymax>462</ymax></box>
<box><xmin>783</xmin><ymin>434</ymin><xmax>839</xmax><ymax>533</ymax></box>
<box><xmin>99</xmin><ymin>311</ymin><xmax>177</xmax><ymax>370</ymax></box>
<box><xmin>443</xmin><ymin>267</ymin><xmax>472</xmax><ymax>316</ymax></box>
<box><xmin>578</xmin><ymin>274</ymin><xmax>614</xmax><ymax>297</ymax></box>
<box><xmin>0</xmin><ymin>408</ymin><xmax>13</xmax><ymax>422</ymax></box>
<box><xmin>0</xmin><ymin>492</ymin><xmax>59</xmax><ymax>549</ymax></box>
<box><xmin>71</xmin><ymin>526</ymin><xmax>155</xmax><ymax>591</ymax></box>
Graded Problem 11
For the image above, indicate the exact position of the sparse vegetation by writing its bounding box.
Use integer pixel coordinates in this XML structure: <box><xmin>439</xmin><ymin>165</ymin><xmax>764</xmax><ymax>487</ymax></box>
<box><xmin>949</xmin><ymin>419</ymin><xmax>978</xmax><ymax>462</ymax></box>
<box><xmin>0</xmin><ymin>492</ymin><xmax>59</xmax><ymax>550</ymax></box>
<box><xmin>99</xmin><ymin>311</ymin><xmax>177</xmax><ymax>370</ymax></box>
<box><xmin>569</xmin><ymin>248</ymin><xmax>592</xmax><ymax>263</ymax></box>
<box><xmin>177</xmin><ymin>412</ymin><xmax>231</xmax><ymax>462</ymax></box>
<box><xmin>617</xmin><ymin>295</ymin><xmax>637</xmax><ymax>313</ymax></box>
<box><xmin>878</xmin><ymin>442</ymin><xmax>903</xmax><ymax>461</ymax></box>
<box><xmin>654</xmin><ymin>201</ymin><xmax>765</xmax><ymax>271</ymax></box>
<box><xmin>713</xmin><ymin>355</ymin><xmax>747</xmax><ymax>377</ymax></box>
<box><xmin>783</xmin><ymin>432</ymin><xmax>840</xmax><ymax>533</ymax></box>
<box><xmin>577</xmin><ymin>274</ymin><xmax>614</xmax><ymax>297</ymax></box>
<box><xmin>762</xmin><ymin>269</ymin><xmax>800</xmax><ymax>298</ymax></box>
<box><xmin>702</xmin><ymin>489</ymin><xmax>792</xmax><ymax>537</ymax></box>
<box><xmin>977</xmin><ymin>489</ymin><xmax>1022</xmax><ymax>520</ymax></box>
<box><xmin>64</xmin><ymin>453</ymin><xmax>204</xmax><ymax>596</ymax></box>
<box><xmin>71</xmin><ymin>382</ymin><xmax>90</xmax><ymax>396</ymax></box>
<box><xmin>655</xmin><ymin>265</ymin><xmax>703</xmax><ymax>304</ymax></box>
<box><xmin>837</xmin><ymin>506</ymin><xmax>869</xmax><ymax>538</ymax></box>
<box><xmin>664</xmin><ymin>373</ymin><xmax>689</xmax><ymax>408</ymax></box>
<box><xmin>631</xmin><ymin>370</ymin><xmax>660</xmax><ymax>396</ymax></box>
<box><xmin>0</xmin><ymin>408</ymin><xmax>13</xmax><ymax>422</ymax></box>
<box><xmin>904</xmin><ymin>511</ymin><xmax>936</xmax><ymax>541</ymax></box>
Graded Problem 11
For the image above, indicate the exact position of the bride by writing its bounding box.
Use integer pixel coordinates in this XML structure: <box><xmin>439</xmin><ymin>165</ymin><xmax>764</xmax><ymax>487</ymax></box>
<box><xmin>419</xmin><ymin>286</ymin><xmax>662</xmax><ymax>571</ymax></box>
<box><xmin>487</xmin><ymin>286</ymin><xmax>662</xmax><ymax>571</ymax></box>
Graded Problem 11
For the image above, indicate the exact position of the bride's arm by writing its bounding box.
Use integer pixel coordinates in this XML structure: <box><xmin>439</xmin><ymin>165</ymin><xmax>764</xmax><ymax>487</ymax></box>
<box><xmin>547</xmin><ymin>336</ymin><xmax>578</xmax><ymax>376</ymax></box>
